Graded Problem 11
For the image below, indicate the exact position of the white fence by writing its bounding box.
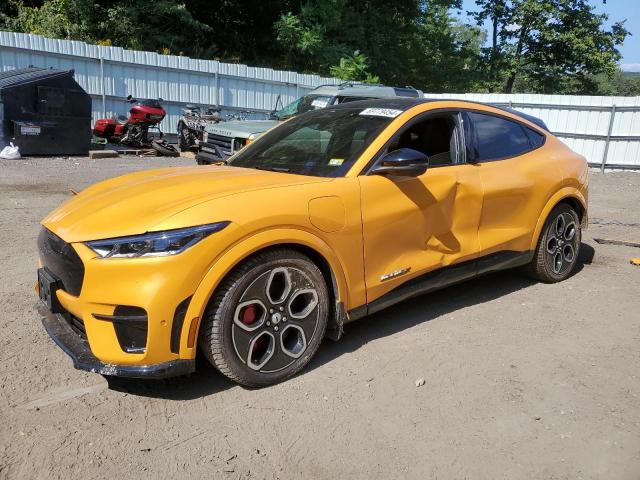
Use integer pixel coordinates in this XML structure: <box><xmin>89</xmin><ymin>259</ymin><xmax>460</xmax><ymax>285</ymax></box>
<box><xmin>1</xmin><ymin>32</ymin><xmax>639</xmax><ymax>169</ymax></box>
<box><xmin>0</xmin><ymin>31</ymin><xmax>340</xmax><ymax>136</ymax></box>
<box><xmin>425</xmin><ymin>93</ymin><xmax>640</xmax><ymax>170</ymax></box>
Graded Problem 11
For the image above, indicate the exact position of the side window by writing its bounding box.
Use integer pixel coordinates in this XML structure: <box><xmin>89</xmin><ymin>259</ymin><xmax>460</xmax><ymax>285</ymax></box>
<box><xmin>525</xmin><ymin>127</ymin><xmax>545</xmax><ymax>148</ymax></box>
<box><xmin>468</xmin><ymin>112</ymin><xmax>532</xmax><ymax>161</ymax></box>
<box><xmin>388</xmin><ymin>113</ymin><xmax>463</xmax><ymax>167</ymax></box>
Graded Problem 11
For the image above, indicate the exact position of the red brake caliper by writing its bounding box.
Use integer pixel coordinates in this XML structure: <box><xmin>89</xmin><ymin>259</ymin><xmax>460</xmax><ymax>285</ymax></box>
<box><xmin>240</xmin><ymin>304</ymin><xmax>257</xmax><ymax>326</ymax></box>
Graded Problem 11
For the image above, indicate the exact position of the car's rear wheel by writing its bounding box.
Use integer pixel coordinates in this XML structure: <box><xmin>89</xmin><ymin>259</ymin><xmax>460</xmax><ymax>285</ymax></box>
<box><xmin>199</xmin><ymin>249</ymin><xmax>329</xmax><ymax>387</ymax></box>
<box><xmin>527</xmin><ymin>203</ymin><xmax>581</xmax><ymax>283</ymax></box>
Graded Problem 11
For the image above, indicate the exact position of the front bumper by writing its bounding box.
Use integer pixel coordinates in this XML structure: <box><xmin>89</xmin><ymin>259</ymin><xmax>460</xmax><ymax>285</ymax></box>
<box><xmin>37</xmin><ymin>302</ymin><xmax>195</xmax><ymax>379</ymax></box>
<box><xmin>197</xmin><ymin>146</ymin><xmax>229</xmax><ymax>164</ymax></box>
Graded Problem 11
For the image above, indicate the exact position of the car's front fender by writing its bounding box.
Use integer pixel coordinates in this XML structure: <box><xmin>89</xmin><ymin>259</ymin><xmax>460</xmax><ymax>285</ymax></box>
<box><xmin>178</xmin><ymin>227</ymin><xmax>352</xmax><ymax>359</ymax></box>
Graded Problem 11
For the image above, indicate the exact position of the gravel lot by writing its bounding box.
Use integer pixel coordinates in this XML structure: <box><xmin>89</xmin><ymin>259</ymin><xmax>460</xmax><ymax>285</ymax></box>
<box><xmin>1</xmin><ymin>156</ymin><xmax>639</xmax><ymax>479</ymax></box>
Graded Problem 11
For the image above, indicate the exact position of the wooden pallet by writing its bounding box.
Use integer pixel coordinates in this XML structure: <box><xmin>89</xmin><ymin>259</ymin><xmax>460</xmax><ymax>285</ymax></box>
<box><xmin>114</xmin><ymin>148</ymin><xmax>157</xmax><ymax>156</ymax></box>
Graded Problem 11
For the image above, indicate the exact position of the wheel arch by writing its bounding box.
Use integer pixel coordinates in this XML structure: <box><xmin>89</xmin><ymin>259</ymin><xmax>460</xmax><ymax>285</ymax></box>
<box><xmin>179</xmin><ymin>229</ymin><xmax>351</xmax><ymax>358</ymax></box>
<box><xmin>530</xmin><ymin>188</ymin><xmax>587</xmax><ymax>251</ymax></box>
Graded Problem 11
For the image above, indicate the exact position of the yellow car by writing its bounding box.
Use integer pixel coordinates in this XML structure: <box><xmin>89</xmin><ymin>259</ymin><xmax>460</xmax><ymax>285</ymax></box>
<box><xmin>36</xmin><ymin>99</ymin><xmax>588</xmax><ymax>386</ymax></box>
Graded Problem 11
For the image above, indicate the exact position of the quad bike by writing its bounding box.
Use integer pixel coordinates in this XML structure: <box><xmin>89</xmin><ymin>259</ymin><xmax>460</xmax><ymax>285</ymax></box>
<box><xmin>177</xmin><ymin>104</ymin><xmax>222</xmax><ymax>151</ymax></box>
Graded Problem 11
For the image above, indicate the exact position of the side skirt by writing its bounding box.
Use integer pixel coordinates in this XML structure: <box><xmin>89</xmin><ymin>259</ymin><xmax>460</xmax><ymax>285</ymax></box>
<box><xmin>347</xmin><ymin>250</ymin><xmax>533</xmax><ymax>322</ymax></box>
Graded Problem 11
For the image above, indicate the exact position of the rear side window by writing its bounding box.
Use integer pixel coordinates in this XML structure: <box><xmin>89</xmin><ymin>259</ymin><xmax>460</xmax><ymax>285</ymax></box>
<box><xmin>525</xmin><ymin>127</ymin><xmax>545</xmax><ymax>148</ymax></box>
<box><xmin>468</xmin><ymin>112</ymin><xmax>533</xmax><ymax>161</ymax></box>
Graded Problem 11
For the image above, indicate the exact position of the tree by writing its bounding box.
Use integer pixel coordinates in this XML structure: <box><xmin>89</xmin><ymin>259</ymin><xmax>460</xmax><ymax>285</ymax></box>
<box><xmin>0</xmin><ymin>0</ymin><xmax>103</xmax><ymax>42</ymax></box>
<box><xmin>0</xmin><ymin>0</ymin><xmax>212</xmax><ymax>56</ymax></box>
<box><xmin>329</xmin><ymin>51</ymin><xmax>379</xmax><ymax>83</ymax></box>
<box><xmin>470</xmin><ymin>0</ymin><xmax>629</xmax><ymax>94</ymax></box>
<box><xmin>593</xmin><ymin>70</ymin><xmax>640</xmax><ymax>96</ymax></box>
<box><xmin>274</xmin><ymin>0</ymin><xmax>483</xmax><ymax>92</ymax></box>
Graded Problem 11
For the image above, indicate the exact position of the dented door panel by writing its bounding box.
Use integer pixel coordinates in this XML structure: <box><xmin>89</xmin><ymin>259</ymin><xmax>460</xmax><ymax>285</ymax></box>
<box><xmin>359</xmin><ymin>164</ymin><xmax>482</xmax><ymax>303</ymax></box>
<box><xmin>476</xmin><ymin>151</ymin><xmax>562</xmax><ymax>254</ymax></box>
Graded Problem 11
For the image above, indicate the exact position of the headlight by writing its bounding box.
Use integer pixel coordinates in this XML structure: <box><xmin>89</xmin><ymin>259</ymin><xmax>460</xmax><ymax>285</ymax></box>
<box><xmin>246</xmin><ymin>133</ymin><xmax>260</xmax><ymax>145</ymax></box>
<box><xmin>86</xmin><ymin>222</ymin><xmax>230</xmax><ymax>259</ymax></box>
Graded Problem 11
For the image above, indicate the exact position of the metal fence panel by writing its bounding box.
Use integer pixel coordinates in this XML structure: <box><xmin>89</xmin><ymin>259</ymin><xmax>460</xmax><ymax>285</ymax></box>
<box><xmin>0</xmin><ymin>31</ymin><xmax>340</xmax><ymax>136</ymax></box>
<box><xmin>1</xmin><ymin>31</ymin><xmax>639</xmax><ymax>168</ymax></box>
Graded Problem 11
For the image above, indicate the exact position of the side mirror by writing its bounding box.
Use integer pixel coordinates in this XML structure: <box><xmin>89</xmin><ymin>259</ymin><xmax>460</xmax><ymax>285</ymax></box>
<box><xmin>371</xmin><ymin>148</ymin><xmax>429</xmax><ymax>177</ymax></box>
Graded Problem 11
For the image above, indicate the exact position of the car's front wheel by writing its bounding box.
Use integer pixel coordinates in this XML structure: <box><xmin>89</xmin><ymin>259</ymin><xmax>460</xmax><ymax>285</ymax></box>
<box><xmin>528</xmin><ymin>203</ymin><xmax>581</xmax><ymax>282</ymax></box>
<box><xmin>199</xmin><ymin>249</ymin><xmax>329</xmax><ymax>387</ymax></box>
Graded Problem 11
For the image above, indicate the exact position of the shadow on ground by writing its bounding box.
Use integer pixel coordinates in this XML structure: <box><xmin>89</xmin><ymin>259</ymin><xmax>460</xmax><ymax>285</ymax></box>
<box><xmin>107</xmin><ymin>242</ymin><xmax>595</xmax><ymax>400</ymax></box>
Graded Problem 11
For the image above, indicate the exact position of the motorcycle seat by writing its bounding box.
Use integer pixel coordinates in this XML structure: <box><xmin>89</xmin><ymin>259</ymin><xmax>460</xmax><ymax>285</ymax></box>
<box><xmin>114</xmin><ymin>114</ymin><xmax>128</xmax><ymax>125</ymax></box>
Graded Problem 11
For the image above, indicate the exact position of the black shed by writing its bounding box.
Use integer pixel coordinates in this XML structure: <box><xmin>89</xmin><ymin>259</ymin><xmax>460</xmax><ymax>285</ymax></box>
<box><xmin>0</xmin><ymin>67</ymin><xmax>92</xmax><ymax>155</ymax></box>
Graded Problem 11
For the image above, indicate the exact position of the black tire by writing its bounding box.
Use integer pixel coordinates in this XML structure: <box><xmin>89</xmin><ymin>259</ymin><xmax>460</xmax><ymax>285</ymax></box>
<box><xmin>199</xmin><ymin>249</ymin><xmax>329</xmax><ymax>387</ymax></box>
<box><xmin>151</xmin><ymin>139</ymin><xmax>180</xmax><ymax>157</ymax></box>
<box><xmin>527</xmin><ymin>203</ymin><xmax>581</xmax><ymax>283</ymax></box>
<box><xmin>178</xmin><ymin>123</ymin><xmax>191</xmax><ymax>151</ymax></box>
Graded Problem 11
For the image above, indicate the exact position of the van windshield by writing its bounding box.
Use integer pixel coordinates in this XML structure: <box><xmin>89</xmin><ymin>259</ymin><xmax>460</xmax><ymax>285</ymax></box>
<box><xmin>230</xmin><ymin>106</ymin><xmax>395</xmax><ymax>177</ymax></box>
<box><xmin>274</xmin><ymin>94</ymin><xmax>333</xmax><ymax>120</ymax></box>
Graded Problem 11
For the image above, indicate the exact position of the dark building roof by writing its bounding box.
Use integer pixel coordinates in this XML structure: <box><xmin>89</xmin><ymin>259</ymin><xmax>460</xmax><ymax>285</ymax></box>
<box><xmin>0</xmin><ymin>67</ymin><xmax>74</xmax><ymax>90</ymax></box>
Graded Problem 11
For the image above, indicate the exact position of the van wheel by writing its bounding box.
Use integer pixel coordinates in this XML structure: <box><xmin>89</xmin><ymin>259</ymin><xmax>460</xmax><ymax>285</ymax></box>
<box><xmin>199</xmin><ymin>249</ymin><xmax>329</xmax><ymax>387</ymax></box>
<box><xmin>527</xmin><ymin>203</ymin><xmax>581</xmax><ymax>283</ymax></box>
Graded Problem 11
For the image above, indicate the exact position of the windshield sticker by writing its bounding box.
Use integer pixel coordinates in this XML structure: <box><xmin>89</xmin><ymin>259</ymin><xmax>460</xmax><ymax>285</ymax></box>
<box><xmin>328</xmin><ymin>158</ymin><xmax>344</xmax><ymax>166</ymax></box>
<box><xmin>311</xmin><ymin>99</ymin><xmax>329</xmax><ymax>108</ymax></box>
<box><xmin>359</xmin><ymin>108</ymin><xmax>403</xmax><ymax>118</ymax></box>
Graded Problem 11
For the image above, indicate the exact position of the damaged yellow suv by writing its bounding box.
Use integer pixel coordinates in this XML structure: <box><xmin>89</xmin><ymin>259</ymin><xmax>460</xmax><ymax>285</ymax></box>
<box><xmin>37</xmin><ymin>99</ymin><xmax>588</xmax><ymax>386</ymax></box>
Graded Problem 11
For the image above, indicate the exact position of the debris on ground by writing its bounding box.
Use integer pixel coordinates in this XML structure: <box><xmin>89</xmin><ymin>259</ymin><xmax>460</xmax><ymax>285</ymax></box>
<box><xmin>89</xmin><ymin>149</ymin><xmax>119</xmax><ymax>159</ymax></box>
<box><xmin>594</xmin><ymin>238</ymin><xmax>640</xmax><ymax>248</ymax></box>
<box><xmin>415</xmin><ymin>378</ymin><xmax>425</xmax><ymax>387</ymax></box>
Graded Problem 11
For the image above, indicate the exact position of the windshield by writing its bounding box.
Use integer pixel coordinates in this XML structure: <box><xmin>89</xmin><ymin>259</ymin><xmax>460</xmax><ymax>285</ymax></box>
<box><xmin>230</xmin><ymin>106</ymin><xmax>395</xmax><ymax>177</ymax></box>
<box><xmin>137</xmin><ymin>99</ymin><xmax>162</xmax><ymax>108</ymax></box>
<box><xmin>275</xmin><ymin>94</ymin><xmax>333</xmax><ymax>120</ymax></box>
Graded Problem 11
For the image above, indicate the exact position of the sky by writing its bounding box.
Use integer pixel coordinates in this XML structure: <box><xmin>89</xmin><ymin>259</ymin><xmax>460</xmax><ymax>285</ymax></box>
<box><xmin>458</xmin><ymin>0</ymin><xmax>640</xmax><ymax>72</ymax></box>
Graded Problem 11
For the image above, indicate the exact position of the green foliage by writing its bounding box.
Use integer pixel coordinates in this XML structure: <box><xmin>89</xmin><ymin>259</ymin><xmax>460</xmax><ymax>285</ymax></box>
<box><xmin>0</xmin><ymin>0</ymin><xmax>212</xmax><ymax>55</ymax></box>
<box><xmin>1</xmin><ymin>0</ymin><xmax>103</xmax><ymax>42</ymax></box>
<box><xmin>470</xmin><ymin>0</ymin><xmax>629</xmax><ymax>93</ymax></box>
<box><xmin>0</xmin><ymin>0</ymin><xmax>632</xmax><ymax>95</ymax></box>
<box><xmin>593</xmin><ymin>70</ymin><xmax>640</xmax><ymax>96</ymax></box>
<box><xmin>329</xmin><ymin>51</ymin><xmax>379</xmax><ymax>84</ymax></box>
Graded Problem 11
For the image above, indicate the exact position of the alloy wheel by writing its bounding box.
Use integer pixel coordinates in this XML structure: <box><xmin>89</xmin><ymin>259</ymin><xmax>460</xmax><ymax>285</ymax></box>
<box><xmin>231</xmin><ymin>267</ymin><xmax>320</xmax><ymax>373</ymax></box>
<box><xmin>545</xmin><ymin>212</ymin><xmax>578</xmax><ymax>275</ymax></box>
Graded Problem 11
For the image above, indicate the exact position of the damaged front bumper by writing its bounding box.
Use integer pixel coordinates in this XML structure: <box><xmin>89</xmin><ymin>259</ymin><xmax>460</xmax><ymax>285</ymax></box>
<box><xmin>37</xmin><ymin>302</ymin><xmax>195</xmax><ymax>379</ymax></box>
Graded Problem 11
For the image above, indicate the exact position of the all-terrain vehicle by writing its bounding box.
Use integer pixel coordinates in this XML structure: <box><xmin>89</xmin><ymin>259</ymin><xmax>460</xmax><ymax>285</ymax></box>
<box><xmin>196</xmin><ymin>82</ymin><xmax>423</xmax><ymax>164</ymax></box>
<box><xmin>177</xmin><ymin>104</ymin><xmax>222</xmax><ymax>151</ymax></box>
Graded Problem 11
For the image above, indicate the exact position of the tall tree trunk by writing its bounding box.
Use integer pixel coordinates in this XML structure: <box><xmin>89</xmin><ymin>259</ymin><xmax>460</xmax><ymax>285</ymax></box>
<box><xmin>488</xmin><ymin>14</ymin><xmax>498</xmax><ymax>93</ymax></box>
<box><xmin>504</xmin><ymin>27</ymin><xmax>528</xmax><ymax>94</ymax></box>
<box><xmin>492</xmin><ymin>15</ymin><xmax>498</xmax><ymax>52</ymax></box>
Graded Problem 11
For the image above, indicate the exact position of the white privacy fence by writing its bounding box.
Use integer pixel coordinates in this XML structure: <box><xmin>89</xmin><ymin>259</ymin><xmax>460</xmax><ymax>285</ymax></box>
<box><xmin>425</xmin><ymin>93</ymin><xmax>640</xmax><ymax>170</ymax></box>
<box><xmin>0</xmin><ymin>31</ymin><xmax>340</xmax><ymax>137</ymax></box>
<box><xmin>1</xmin><ymin>31</ymin><xmax>639</xmax><ymax>169</ymax></box>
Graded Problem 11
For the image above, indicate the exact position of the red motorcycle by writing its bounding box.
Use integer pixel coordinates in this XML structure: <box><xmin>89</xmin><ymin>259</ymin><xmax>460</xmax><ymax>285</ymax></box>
<box><xmin>93</xmin><ymin>96</ymin><xmax>173</xmax><ymax>152</ymax></box>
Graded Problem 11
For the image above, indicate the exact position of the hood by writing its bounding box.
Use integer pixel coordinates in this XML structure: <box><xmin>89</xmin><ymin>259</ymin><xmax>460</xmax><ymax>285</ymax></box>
<box><xmin>205</xmin><ymin>120</ymin><xmax>279</xmax><ymax>138</ymax></box>
<box><xmin>43</xmin><ymin>166</ymin><xmax>329</xmax><ymax>243</ymax></box>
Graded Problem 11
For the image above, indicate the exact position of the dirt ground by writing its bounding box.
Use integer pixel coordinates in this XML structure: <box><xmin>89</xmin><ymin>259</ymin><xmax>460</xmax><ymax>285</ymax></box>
<box><xmin>0</xmin><ymin>155</ymin><xmax>639</xmax><ymax>480</ymax></box>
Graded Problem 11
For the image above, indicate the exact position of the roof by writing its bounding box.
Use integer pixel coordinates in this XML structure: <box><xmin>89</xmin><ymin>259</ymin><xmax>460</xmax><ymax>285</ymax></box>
<box><xmin>328</xmin><ymin>97</ymin><xmax>549</xmax><ymax>131</ymax></box>
<box><xmin>0</xmin><ymin>66</ymin><xmax>74</xmax><ymax>90</ymax></box>
<box><xmin>310</xmin><ymin>83</ymin><xmax>423</xmax><ymax>99</ymax></box>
